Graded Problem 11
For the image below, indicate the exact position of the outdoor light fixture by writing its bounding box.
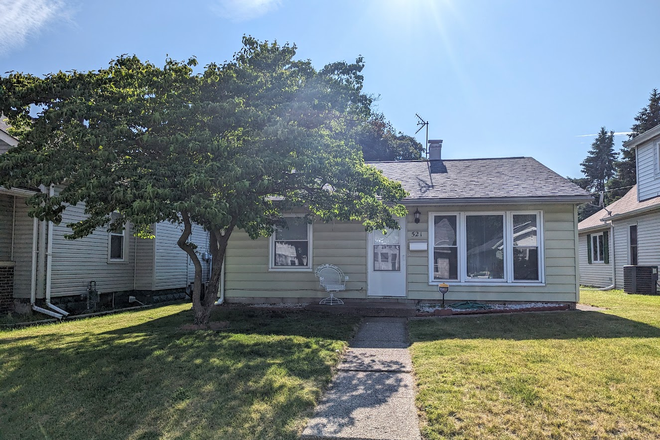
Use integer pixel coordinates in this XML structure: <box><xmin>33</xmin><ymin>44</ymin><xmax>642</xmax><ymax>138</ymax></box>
<box><xmin>414</xmin><ymin>208</ymin><xmax>421</xmax><ymax>224</ymax></box>
<box><xmin>438</xmin><ymin>283</ymin><xmax>449</xmax><ymax>308</ymax></box>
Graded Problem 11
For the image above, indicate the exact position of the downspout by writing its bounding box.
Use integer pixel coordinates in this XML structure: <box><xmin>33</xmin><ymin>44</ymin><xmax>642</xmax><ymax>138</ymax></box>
<box><xmin>215</xmin><ymin>258</ymin><xmax>225</xmax><ymax>305</ymax></box>
<box><xmin>31</xmin><ymin>216</ymin><xmax>62</xmax><ymax>319</ymax></box>
<box><xmin>44</xmin><ymin>185</ymin><xmax>68</xmax><ymax>317</ymax></box>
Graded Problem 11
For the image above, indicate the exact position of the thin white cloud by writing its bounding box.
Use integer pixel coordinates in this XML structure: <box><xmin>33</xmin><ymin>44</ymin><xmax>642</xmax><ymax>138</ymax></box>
<box><xmin>211</xmin><ymin>0</ymin><xmax>281</xmax><ymax>22</ymax></box>
<box><xmin>576</xmin><ymin>132</ymin><xmax>634</xmax><ymax>138</ymax></box>
<box><xmin>0</xmin><ymin>0</ymin><xmax>71</xmax><ymax>57</ymax></box>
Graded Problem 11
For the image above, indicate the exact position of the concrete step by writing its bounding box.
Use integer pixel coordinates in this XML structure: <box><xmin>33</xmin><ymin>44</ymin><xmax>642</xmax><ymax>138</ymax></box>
<box><xmin>306</xmin><ymin>302</ymin><xmax>417</xmax><ymax>317</ymax></box>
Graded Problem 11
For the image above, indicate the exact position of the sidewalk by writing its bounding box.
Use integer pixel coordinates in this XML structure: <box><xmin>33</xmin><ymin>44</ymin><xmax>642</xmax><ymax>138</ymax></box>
<box><xmin>302</xmin><ymin>317</ymin><xmax>421</xmax><ymax>440</ymax></box>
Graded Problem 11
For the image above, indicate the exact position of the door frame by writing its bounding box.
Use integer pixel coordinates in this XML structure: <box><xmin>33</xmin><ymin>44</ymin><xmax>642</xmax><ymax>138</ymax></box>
<box><xmin>366</xmin><ymin>218</ymin><xmax>407</xmax><ymax>297</ymax></box>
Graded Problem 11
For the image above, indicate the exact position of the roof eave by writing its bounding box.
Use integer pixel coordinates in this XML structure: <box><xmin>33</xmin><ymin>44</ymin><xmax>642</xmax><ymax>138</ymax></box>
<box><xmin>578</xmin><ymin>222</ymin><xmax>611</xmax><ymax>234</ymax></box>
<box><xmin>605</xmin><ymin>203</ymin><xmax>660</xmax><ymax>221</ymax></box>
<box><xmin>401</xmin><ymin>195</ymin><xmax>593</xmax><ymax>205</ymax></box>
<box><xmin>623</xmin><ymin>124</ymin><xmax>660</xmax><ymax>149</ymax></box>
<box><xmin>0</xmin><ymin>186</ymin><xmax>38</xmax><ymax>197</ymax></box>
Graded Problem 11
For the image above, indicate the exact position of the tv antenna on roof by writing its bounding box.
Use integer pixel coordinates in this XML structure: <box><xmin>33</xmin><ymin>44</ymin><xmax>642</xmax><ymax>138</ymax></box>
<box><xmin>415</xmin><ymin>114</ymin><xmax>429</xmax><ymax>158</ymax></box>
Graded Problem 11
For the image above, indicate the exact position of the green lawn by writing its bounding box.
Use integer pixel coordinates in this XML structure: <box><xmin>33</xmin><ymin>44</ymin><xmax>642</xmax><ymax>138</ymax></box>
<box><xmin>0</xmin><ymin>304</ymin><xmax>360</xmax><ymax>440</ymax></box>
<box><xmin>409</xmin><ymin>289</ymin><xmax>660</xmax><ymax>440</ymax></box>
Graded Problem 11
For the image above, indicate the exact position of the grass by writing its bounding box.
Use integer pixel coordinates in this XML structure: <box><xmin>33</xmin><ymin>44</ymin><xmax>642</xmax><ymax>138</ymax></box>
<box><xmin>409</xmin><ymin>289</ymin><xmax>660</xmax><ymax>440</ymax></box>
<box><xmin>0</xmin><ymin>304</ymin><xmax>360</xmax><ymax>440</ymax></box>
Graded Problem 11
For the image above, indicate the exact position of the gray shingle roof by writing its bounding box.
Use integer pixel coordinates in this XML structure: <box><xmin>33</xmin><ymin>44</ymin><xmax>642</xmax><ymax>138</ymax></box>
<box><xmin>578</xmin><ymin>185</ymin><xmax>660</xmax><ymax>232</ymax></box>
<box><xmin>370</xmin><ymin>157</ymin><xmax>590</xmax><ymax>201</ymax></box>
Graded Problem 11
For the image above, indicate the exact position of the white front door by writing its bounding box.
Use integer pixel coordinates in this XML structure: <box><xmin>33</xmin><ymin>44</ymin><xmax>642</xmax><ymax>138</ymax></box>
<box><xmin>367</xmin><ymin>218</ymin><xmax>406</xmax><ymax>296</ymax></box>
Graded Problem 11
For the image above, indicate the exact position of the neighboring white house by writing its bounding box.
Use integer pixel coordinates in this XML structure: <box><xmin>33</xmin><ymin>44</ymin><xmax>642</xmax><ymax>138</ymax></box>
<box><xmin>578</xmin><ymin>124</ymin><xmax>660</xmax><ymax>289</ymax></box>
<box><xmin>223</xmin><ymin>141</ymin><xmax>591</xmax><ymax>305</ymax></box>
<box><xmin>0</xmin><ymin>124</ymin><xmax>211</xmax><ymax>316</ymax></box>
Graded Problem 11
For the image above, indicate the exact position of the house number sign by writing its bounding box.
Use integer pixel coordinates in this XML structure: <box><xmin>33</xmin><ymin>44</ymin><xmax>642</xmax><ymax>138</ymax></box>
<box><xmin>409</xmin><ymin>231</ymin><xmax>425</xmax><ymax>239</ymax></box>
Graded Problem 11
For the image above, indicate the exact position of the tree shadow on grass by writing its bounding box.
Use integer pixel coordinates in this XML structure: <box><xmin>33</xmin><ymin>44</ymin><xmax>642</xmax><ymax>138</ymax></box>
<box><xmin>410</xmin><ymin>310</ymin><xmax>660</xmax><ymax>342</ymax></box>
<box><xmin>0</xmin><ymin>307</ymin><xmax>360</xmax><ymax>440</ymax></box>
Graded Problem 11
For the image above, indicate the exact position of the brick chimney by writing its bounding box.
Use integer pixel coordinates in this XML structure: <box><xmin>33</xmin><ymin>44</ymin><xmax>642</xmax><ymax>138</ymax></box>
<box><xmin>428</xmin><ymin>139</ymin><xmax>447</xmax><ymax>173</ymax></box>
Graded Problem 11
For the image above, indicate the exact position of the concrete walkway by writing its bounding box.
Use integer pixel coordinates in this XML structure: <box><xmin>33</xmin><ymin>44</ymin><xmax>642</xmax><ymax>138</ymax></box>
<box><xmin>302</xmin><ymin>317</ymin><xmax>421</xmax><ymax>440</ymax></box>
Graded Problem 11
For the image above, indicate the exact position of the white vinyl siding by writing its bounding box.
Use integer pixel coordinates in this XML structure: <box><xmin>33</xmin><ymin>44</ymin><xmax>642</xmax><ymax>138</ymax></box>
<box><xmin>612</xmin><ymin>211</ymin><xmax>660</xmax><ymax>289</ymax></box>
<box><xmin>50</xmin><ymin>203</ymin><xmax>136</xmax><ymax>298</ymax></box>
<box><xmin>578</xmin><ymin>230</ymin><xmax>613</xmax><ymax>288</ymax></box>
<box><xmin>153</xmin><ymin>222</ymin><xmax>211</xmax><ymax>290</ymax></box>
<box><xmin>225</xmin><ymin>221</ymin><xmax>367</xmax><ymax>300</ymax></box>
<box><xmin>11</xmin><ymin>200</ymin><xmax>35</xmax><ymax>299</ymax></box>
<box><xmin>134</xmin><ymin>234</ymin><xmax>155</xmax><ymax>290</ymax></box>
<box><xmin>636</xmin><ymin>139</ymin><xmax>660</xmax><ymax>201</ymax></box>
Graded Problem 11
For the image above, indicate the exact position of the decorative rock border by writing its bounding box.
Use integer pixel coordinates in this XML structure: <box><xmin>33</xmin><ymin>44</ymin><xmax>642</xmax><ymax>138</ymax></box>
<box><xmin>416</xmin><ymin>303</ymin><xmax>571</xmax><ymax>317</ymax></box>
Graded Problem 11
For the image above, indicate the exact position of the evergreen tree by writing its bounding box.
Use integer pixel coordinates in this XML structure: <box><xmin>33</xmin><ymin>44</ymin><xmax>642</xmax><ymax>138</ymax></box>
<box><xmin>610</xmin><ymin>89</ymin><xmax>660</xmax><ymax>200</ymax></box>
<box><xmin>580</xmin><ymin>127</ymin><xmax>617</xmax><ymax>193</ymax></box>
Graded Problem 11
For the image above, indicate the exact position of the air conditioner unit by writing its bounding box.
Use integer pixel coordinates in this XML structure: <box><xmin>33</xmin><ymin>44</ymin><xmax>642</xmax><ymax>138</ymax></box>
<box><xmin>623</xmin><ymin>265</ymin><xmax>658</xmax><ymax>295</ymax></box>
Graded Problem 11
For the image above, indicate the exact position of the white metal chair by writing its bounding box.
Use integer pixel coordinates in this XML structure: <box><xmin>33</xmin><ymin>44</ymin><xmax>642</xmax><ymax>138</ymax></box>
<box><xmin>315</xmin><ymin>264</ymin><xmax>347</xmax><ymax>305</ymax></box>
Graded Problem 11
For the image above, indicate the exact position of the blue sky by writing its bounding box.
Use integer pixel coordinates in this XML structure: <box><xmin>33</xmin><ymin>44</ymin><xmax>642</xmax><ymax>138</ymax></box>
<box><xmin>1</xmin><ymin>0</ymin><xmax>659</xmax><ymax>178</ymax></box>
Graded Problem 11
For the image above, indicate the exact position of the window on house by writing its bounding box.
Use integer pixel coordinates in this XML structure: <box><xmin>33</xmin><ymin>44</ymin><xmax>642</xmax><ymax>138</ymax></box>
<box><xmin>466</xmin><ymin>215</ymin><xmax>505</xmax><ymax>280</ymax></box>
<box><xmin>591</xmin><ymin>233</ymin><xmax>604</xmax><ymax>263</ymax></box>
<box><xmin>429</xmin><ymin>212</ymin><xmax>542</xmax><ymax>283</ymax></box>
<box><xmin>433</xmin><ymin>215</ymin><xmax>458</xmax><ymax>280</ymax></box>
<box><xmin>630</xmin><ymin>225</ymin><xmax>638</xmax><ymax>265</ymax></box>
<box><xmin>271</xmin><ymin>217</ymin><xmax>312</xmax><ymax>269</ymax></box>
<box><xmin>108</xmin><ymin>213</ymin><xmax>126</xmax><ymax>262</ymax></box>
<box><xmin>512</xmin><ymin>214</ymin><xmax>539</xmax><ymax>281</ymax></box>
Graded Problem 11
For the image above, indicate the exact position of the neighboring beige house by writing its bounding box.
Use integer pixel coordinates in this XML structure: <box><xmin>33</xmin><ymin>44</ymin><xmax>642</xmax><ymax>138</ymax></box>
<box><xmin>224</xmin><ymin>141</ymin><xmax>591</xmax><ymax>305</ymax></box>
<box><xmin>578</xmin><ymin>124</ymin><xmax>660</xmax><ymax>289</ymax></box>
<box><xmin>0</xmin><ymin>125</ymin><xmax>211</xmax><ymax>317</ymax></box>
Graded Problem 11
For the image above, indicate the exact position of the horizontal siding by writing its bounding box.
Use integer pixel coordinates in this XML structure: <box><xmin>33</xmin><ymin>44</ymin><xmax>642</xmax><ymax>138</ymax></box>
<box><xmin>612</xmin><ymin>212</ymin><xmax>660</xmax><ymax>289</ymax></box>
<box><xmin>50</xmin><ymin>203</ymin><xmax>135</xmax><ymax>297</ymax></box>
<box><xmin>225</xmin><ymin>204</ymin><xmax>580</xmax><ymax>303</ymax></box>
<box><xmin>578</xmin><ymin>231</ymin><xmax>613</xmax><ymax>288</ymax></box>
<box><xmin>225</xmin><ymin>221</ymin><xmax>368</xmax><ymax>299</ymax></box>
<box><xmin>406</xmin><ymin>204</ymin><xmax>578</xmax><ymax>302</ymax></box>
<box><xmin>637</xmin><ymin>140</ymin><xmax>660</xmax><ymax>201</ymax></box>
<box><xmin>134</xmin><ymin>235</ymin><xmax>155</xmax><ymax>290</ymax></box>
<box><xmin>0</xmin><ymin>195</ymin><xmax>13</xmax><ymax>260</ymax></box>
<box><xmin>12</xmin><ymin>200</ymin><xmax>35</xmax><ymax>299</ymax></box>
<box><xmin>153</xmin><ymin>222</ymin><xmax>188</xmax><ymax>290</ymax></box>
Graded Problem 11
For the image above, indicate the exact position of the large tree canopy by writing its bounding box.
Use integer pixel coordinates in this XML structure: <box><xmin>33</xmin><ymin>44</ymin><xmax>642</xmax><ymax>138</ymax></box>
<box><xmin>357</xmin><ymin>112</ymin><xmax>424</xmax><ymax>161</ymax></box>
<box><xmin>0</xmin><ymin>37</ymin><xmax>407</xmax><ymax>324</ymax></box>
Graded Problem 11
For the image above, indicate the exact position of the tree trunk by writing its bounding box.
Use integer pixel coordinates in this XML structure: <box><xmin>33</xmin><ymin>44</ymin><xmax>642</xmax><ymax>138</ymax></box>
<box><xmin>175</xmin><ymin>211</ymin><xmax>235</xmax><ymax>326</ymax></box>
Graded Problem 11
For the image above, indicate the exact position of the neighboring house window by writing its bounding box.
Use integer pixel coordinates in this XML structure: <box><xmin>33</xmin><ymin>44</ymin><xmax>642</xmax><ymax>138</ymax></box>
<box><xmin>587</xmin><ymin>231</ymin><xmax>609</xmax><ymax>264</ymax></box>
<box><xmin>108</xmin><ymin>213</ymin><xmax>126</xmax><ymax>262</ymax></box>
<box><xmin>429</xmin><ymin>211</ymin><xmax>542</xmax><ymax>283</ymax></box>
<box><xmin>591</xmin><ymin>233</ymin><xmax>604</xmax><ymax>262</ymax></box>
<box><xmin>270</xmin><ymin>217</ymin><xmax>312</xmax><ymax>270</ymax></box>
<box><xmin>630</xmin><ymin>225</ymin><xmax>638</xmax><ymax>265</ymax></box>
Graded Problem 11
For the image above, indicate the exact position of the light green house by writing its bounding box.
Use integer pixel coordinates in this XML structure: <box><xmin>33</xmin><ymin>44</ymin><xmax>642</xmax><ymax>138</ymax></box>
<box><xmin>223</xmin><ymin>141</ymin><xmax>591</xmax><ymax>305</ymax></box>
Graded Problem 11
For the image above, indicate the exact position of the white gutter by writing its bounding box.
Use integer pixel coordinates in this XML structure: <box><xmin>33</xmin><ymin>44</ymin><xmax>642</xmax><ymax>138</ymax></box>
<box><xmin>44</xmin><ymin>185</ymin><xmax>69</xmax><ymax>317</ymax></box>
<box><xmin>215</xmin><ymin>258</ymin><xmax>225</xmax><ymax>305</ymax></box>
<box><xmin>402</xmin><ymin>196</ymin><xmax>593</xmax><ymax>205</ymax></box>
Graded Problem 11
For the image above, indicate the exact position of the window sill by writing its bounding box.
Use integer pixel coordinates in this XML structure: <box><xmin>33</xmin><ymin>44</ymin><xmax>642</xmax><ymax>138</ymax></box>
<box><xmin>108</xmin><ymin>259</ymin><xmax>128</xmax><ymax>264</ymax></box>
<box><xmin>269</xmin><ymin>267</ymin><xmax>313</xmax><ymax>272</ymax></box>
<box><xmin>429</xmin><ymin>281</ymin><xmax>546</xmax><ymax>287</ymax></box>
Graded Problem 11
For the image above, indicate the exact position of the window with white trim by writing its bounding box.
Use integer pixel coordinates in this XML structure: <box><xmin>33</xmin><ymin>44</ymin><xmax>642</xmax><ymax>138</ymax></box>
<box><xmin>591</xmin><ymin>232</ymin><xmax>604</xmax><ymax>263</ymax></box>
<box><xmin>270</xmin><ymin>217</ymin><xmax>312</xmax><ymax>270</ymax></box>
<box><xmin>429</xmin><ymin>211</ymin><xmax>543</xmax><ymax>284</ymax></box>
<box><xmin>108</xmin><ymin>213</ymin><xmax>126</xmax><ymax>262</ymax></box>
